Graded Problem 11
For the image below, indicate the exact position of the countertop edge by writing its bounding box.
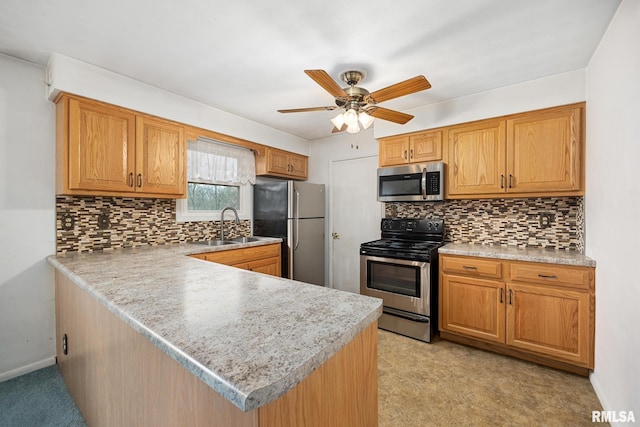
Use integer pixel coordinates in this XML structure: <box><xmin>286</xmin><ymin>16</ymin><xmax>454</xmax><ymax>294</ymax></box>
<box><xmin>243</xmin><ymin>304</ymin><xmax>382</xmax><ymax>409</ymax></box>
<box><xmin>438</xmin><ymin>243</ymin><xmax>596</xmax><ymax>267</ymax></box>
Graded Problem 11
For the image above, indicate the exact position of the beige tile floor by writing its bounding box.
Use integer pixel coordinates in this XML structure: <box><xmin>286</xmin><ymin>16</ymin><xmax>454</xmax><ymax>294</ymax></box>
<box><xmin>377</xmin><ymin>330</ymin><xmax>605</xmax><ymax>427</ymax></box>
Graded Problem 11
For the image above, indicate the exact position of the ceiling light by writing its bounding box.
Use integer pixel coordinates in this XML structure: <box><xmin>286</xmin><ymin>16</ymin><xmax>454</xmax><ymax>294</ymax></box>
<box><xmin>329</xmin><ymin>109</ymin><xmax>375</xmax><ymax>134</ymax></box>
<box><xmin>346</xmin><ymin>123</ymin><xmax>360</xmax><ymax>134</ymax></box>
<box><xmin>358</xmin><ymin>111</ymin><xmax>374</xmax><ymax>129</ymax></box>
<box><xmin>343</xmin><ymin>109</ymin><xmax>358</xmax><ymax>126</ymax></box>
<box><xmin>330</xmin><ymin>113</ymin><xmax>345</xmax><ymax>129</ymax></box>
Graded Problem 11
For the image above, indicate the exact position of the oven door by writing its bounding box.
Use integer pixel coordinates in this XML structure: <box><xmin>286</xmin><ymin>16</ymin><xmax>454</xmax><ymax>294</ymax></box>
<box><xmin>360</xmin><ymin>254</ymin><xmax>431</xmax><ymax>316</ymax></box>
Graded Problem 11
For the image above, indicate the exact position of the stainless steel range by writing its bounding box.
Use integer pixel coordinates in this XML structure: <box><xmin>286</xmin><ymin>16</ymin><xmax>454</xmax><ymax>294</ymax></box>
<box><xmin>360</xmin><ymin>218</ymin><xmax>444</xmax><ymax>343</ymax></box>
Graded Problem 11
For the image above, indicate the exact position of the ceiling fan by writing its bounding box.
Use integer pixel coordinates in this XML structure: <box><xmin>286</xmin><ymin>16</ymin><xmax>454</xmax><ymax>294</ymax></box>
<box><xmin>278</xmin><ymin>69</ymin><xmax>431</xmax><ymax>133</ymax></box>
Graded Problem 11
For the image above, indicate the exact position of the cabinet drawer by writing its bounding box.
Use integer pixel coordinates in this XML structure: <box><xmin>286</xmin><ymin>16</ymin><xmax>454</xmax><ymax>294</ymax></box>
<box><xmin>509</xmin><ymin>262</ymin><xmax>591</xmax><ymax>289</ymax></box>
<box><xmin>441</xmin><ymin>255</ymin><xmax>502</xmax><ymax>279</ymax></box>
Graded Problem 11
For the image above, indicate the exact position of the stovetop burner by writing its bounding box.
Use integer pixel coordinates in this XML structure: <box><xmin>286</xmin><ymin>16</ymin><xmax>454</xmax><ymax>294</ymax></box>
<box><xmin>360</xmin><ymin>218</ymin><xmax>445</xmax><ymax>262</ymax></box>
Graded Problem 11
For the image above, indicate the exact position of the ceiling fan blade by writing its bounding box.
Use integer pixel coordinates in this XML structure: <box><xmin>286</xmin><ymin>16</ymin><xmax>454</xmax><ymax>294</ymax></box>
<box><xmin>277</xmin><ymin>106</ymin><xmax>338</xmax><ymax>113</ymax></box>
<box><xmin>367</xmin><ymin>75</ymin><xmax>431</xmax><ymax>104</ymax></box>
<box><xmin>332</xmin><ymin>124</ymin><xmax>347</xmax><ymax>133</ymax></box>
<box><xmin>366</xmin><ymin>106</ymin><xmax>414</xmax><ymax>124</ymax></box>
<box><xmin>304</xmin><ymin>70</ymin><xmax>348</xmax><ymax>98</ymax></box>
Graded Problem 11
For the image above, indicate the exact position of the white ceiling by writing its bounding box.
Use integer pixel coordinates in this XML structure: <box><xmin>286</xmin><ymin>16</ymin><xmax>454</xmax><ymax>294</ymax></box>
<box><xmin>0</xmin><ymin>0</ymin><xmax>620</xmax><ymax>140</ymax></box>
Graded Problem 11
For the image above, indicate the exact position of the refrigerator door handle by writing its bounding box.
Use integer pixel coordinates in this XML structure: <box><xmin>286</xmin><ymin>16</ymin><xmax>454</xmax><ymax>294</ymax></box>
<box><xmin>295</xmin><ymin>188</ymin><xmax>300</xmax><ymax>250</ymax></box>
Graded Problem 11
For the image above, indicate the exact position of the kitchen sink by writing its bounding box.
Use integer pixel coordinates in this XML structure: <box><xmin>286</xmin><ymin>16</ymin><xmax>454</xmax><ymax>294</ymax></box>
<box><xmin>230</xmin><ymin>236</ymin><xmax>262</xmax><ymax>243</ymax></box>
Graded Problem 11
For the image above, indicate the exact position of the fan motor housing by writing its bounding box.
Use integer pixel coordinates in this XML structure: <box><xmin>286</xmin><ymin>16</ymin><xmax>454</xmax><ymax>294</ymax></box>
<box><xmin>335</xmin><ymin>86</ymin><xmax>371</xmax><ymax>108</ymax></box>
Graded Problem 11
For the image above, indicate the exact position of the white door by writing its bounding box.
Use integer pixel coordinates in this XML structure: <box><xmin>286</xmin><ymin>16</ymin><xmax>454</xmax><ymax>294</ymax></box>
<box><xmin>330</xmin><ymin>156</ymin><xmax>383</xmax><ymax>293</ymax></box>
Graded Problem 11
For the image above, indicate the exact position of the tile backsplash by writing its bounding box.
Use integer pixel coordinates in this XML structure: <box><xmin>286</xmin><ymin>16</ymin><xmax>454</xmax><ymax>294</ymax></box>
<box><xmin>385</xmin><ymin>196</ymin><xmax>584</xmax><ymax>252</ymax></box>
<box><xmin>56</xmin><ymin>196</ymin><xmax>250</xmax><ymax>253</ymax></box>
<box><xmin>57</xmin><ymin>195</ymin><xmax>584</xmax><ymax>254</ymax></box>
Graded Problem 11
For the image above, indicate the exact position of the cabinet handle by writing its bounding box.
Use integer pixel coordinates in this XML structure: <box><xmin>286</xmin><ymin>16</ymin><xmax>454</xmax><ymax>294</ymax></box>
<box><xmin>410</xmin><ymin>149</ymin><xmax>414</xmax><ymax>159</ymax></box>
<box><xmin>403</xmin><ymin>150</ymin><xmax>408</xmax><ymax>160</ymax></box>
<box><xmin>538</xmin><ymin>274</ymin><xmax>558</xmax><ymax>279</ymax></box>
<box><xmin>463</xmin><ymin>265</ymin><xmax>478</xmax><ymax>270</ymax></box>
<box><xmin>137</xmin><ymin>173</ymin><xmax>142</xmax><ymax>188</ymax></box>
<box><xmin>499</xmin><ymin>288</ymin><xmax>503</xmax><ymax>304</ymax></box>
<box><xmin>500</xmin><ymin>175</ymin><xmax>504</xmax><ymax>189</ymax></box>
<box><xmin>509</xmin><ymin>174</ymin><xmax>513</xmax><ymax>188</ymax></box>
<box><xmin>509</xmin><ymin>289</ymin><xmax>513</xmax><ymax>305</ymax></box>
<box><xmin>128</xmin><ymin>173</ymin><xmax>134</xmax><ymax>187</ymax></box>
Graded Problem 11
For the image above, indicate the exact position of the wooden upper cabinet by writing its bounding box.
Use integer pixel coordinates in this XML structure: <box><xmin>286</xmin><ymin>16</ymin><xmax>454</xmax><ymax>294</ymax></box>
<box><xmin>135</xmin><ymin>116</ymin><xmax>185</xmax><ymax>196</ymax></box>
<box><xmin>378</xmin><ymin>130</ymin><xmax>443</xmax><ymax>167</ymax></box>
<box><xmin>379</xmin><ymin>135</ymin><xmax>409</xmax><ymax>166</ymax></box>
<box><xmin>56</xmin><ymin>94</ymin><xmax>186</xmax><ymax>198</ymax></box>
<box><xmin>256</xmin><ymin>147</ymin><xmax>308</xmax><ymax>180</ymax></box>
<box><xmin>445</xmin><ymin>102</ymin><xmax>584</xmax><ymax>199</ymax></box>
<box><xmin>67</xmin><ymin>97</ymin><xmax>136</xmax><ymax>192</ymax></box>
<box><xmin>447</xmin><ymin>119</ymin><xmax>506</xmax><ymax>196</ymax></box>
<box><xmin>506</xmin><ymin>105</ymin><xmax>582</xmax><ymax>193</ymax></box>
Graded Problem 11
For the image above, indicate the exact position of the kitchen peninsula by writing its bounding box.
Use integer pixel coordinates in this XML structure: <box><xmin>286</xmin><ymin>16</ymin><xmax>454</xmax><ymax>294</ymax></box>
<box><xmin>48</xmin><ymin>240</ymin><xmax>382</xmax><ymax>427</ymax></box>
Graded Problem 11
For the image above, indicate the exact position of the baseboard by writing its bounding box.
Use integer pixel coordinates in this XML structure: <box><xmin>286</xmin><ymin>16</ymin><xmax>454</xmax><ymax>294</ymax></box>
<box><xmin>0</xmin><ymin>357</ymin><xmax>56</xmax><ymax>383</ymax></box>
<box><xmin>589</xmin><ymin>372</ymin><xmax>611</xmax><ymax>412</ymax></box>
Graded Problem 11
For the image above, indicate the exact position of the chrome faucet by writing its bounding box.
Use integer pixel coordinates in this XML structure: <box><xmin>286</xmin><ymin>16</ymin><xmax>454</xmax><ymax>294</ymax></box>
<box><xmin>220</xmin><ymin>206</ymin><xmax>240</xmax><ymax>241</ymax></box>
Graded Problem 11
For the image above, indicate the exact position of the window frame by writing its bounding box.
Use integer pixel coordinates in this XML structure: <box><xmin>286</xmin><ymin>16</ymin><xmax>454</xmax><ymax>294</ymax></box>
<box><xmin>176</xmin><ymin>181</ymin><xmax>252</xmax><ymax>222</ymax></box>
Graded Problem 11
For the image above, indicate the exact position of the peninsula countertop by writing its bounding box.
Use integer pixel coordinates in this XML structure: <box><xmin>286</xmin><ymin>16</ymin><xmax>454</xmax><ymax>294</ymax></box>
<box><xmin>47</xmin><ymin>240</ymin><xmax>382</xmax><ymax>412</ymax></box>
<box><xmin>438</xmin><ymin>242</ymin><xmax>596</xmax><ymax>267</ymax></box>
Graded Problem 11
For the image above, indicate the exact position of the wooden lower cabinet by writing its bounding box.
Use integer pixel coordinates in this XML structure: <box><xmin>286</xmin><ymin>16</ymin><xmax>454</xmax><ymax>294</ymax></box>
<box><xmin>55</xmin><ymin>271</ymin><xmax>378</xmax><ymax>427</ymax></box>
<box><xmin>439</xmin><ymin>254</ymin><xmax>595</xmax><ymax>375</ymax></box>
<box><xmin>193</xmin><ymin>243</ymin><xmax>281</xmax><ymax>277</ymax></box>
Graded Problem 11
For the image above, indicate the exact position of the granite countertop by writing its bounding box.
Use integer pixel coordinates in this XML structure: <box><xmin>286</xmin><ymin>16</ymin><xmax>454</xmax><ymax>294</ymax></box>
<box><xmin>438</xmin><ymin>242</ymin><xmax>596</xmax><ymax>267</ymax></box>
<box><xmin>47</xmin><ymin>239</ymin><xmax>382</xmax><ymax>412</ymax></box>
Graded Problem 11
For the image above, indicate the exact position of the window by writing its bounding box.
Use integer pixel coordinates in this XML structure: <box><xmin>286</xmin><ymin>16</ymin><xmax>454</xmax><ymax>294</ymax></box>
<box><xmin>176</xmin><ymin>138</ymin><xmax>255</xmax><ymax>222</ymax></box>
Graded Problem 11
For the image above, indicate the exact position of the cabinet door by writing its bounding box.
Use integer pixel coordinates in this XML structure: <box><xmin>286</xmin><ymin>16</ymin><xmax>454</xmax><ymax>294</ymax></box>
<box><xmin>507</xmin><ymin>105</ymin><xmax>582</xmax><ymax>193</ymax></box>
<box><xmin>247</xmin><ymin>257</ymin><xmax>281</xmax><ymax>276</ymax></box>
<box><xmin>506</xmin><ymin>282</ymin><xmax>591</xmax><ymax>366</ymax></box>
<box><xmin>410</xmin><ymin>130</ymin><xmax>442</xmax><ymax>162</ymax></box>
<box><xmin>68</xmin><ymin>98</ymin><xmax>136</xmax><ymax>192</ymax></box>
<box><xmin>267</xmin><ymin>149</ymin><xmax>292</xmax><ymax>175</ymax></box>
<box><xmin>288</xmin><ymin>153</ymin><xmax>308</xmax><ymax>179</ymax></box>
<box><xmin>441</xmin><ymin>274</ymin><xmax>505</xmax><ymax>343</ymax></box>
<box><xmin>447</xmin><ymin>119</ymin><xmax>506</xmax><ymax>195</ymax></box>
<box><xmin>135</xmin><ymin>116</ymin><xmax>185</xmax><ymax>196</ymax></box>
<box><xmin>378</xmin><ymin>136</ymin><xmax>409</xmax><ymax>166</ymax></box>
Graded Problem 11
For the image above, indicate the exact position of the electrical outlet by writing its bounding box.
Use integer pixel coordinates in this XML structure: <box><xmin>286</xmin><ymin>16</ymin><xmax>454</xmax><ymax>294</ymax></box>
<box><xmin>539</xmin><ymin>213</ymin><xmax>553</xmax><ymax>229</ymax></box>
<box><xmin>61</xmin><ymin>214</ymin><xmax>75</xmax><ymax>231</ymax></box>
<box><xmin>98</xmin><ymin>212</ymin><xmax>110</xmax><ymax>229</ymax></box>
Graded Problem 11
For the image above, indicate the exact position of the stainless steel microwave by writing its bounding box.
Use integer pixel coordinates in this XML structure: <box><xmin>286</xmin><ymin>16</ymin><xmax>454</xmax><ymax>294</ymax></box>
<box><xmin>377</xmin><ymin>162</ymin><xmax>445</xmax><ymax>202</ymax></box>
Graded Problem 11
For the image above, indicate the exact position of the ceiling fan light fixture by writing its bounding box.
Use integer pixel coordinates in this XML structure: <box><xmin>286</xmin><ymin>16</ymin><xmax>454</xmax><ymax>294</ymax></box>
<box><xmin>346</xmin><ymin>123</ymin><xmax>360</xmax><ymax>134</ymax></box>
<box><xmin>344</xmin><ymin>108</ymin><xmax>359</xmax><ymax>127</ymax></box>
<box><xmin>358</xmin><ymin>111</ymin><xmax>374</xmax><ymax>129</ymax></box>
<box><xmin>330</xmin><ymin>113</ymin><xmax>345</xmax><ymax>129</ymax></box>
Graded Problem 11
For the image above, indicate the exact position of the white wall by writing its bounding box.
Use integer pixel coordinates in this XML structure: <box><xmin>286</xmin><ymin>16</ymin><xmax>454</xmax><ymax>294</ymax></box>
<box><xmin>0</xmin><ymin>54</ymin><xmax>56</xmax><ymax>380</ymax></box>
<box><xmin>586</xmin><ymin>0</ymin><xmax>640</xmax><ymax>420</ymax></box>
<box><xmin>374</xmin><ymin>69</ymin><xmax>586</xmax><ymax>139</ymax></box>
<box><xmin>47</xmin><ymin>54</ymin><xmax>310</xmax><ymax>155</ymax></box>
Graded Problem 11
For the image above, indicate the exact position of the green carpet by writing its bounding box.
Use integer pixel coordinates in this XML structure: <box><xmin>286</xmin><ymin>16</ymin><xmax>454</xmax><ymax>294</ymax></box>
<box><xmin>0</xmin><ymin>364</ymin><xmax>86</xmax><ymax>427</ymax></box>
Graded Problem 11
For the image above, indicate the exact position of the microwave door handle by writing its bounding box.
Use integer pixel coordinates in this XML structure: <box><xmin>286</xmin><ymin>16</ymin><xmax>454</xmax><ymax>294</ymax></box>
<box><xmin>421</xmin><ymin>168</ymin><xmax>427</xmax><ymax>199</ymax></box>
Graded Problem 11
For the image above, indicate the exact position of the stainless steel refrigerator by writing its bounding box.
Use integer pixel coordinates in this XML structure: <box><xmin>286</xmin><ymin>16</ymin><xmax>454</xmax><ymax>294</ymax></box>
<box><xmin>253</xmin><ymin>177</ymin><xmax>325</xmax><ymax>286</ymax></box>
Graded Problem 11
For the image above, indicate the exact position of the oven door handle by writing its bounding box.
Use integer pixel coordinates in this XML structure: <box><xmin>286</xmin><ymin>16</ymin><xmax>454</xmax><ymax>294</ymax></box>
<box><xmin>421</xmin><ymin>168</ymin><xmax>427</xmax><ymax>199</ymax></box>
<box><xmin>383</xmin><ymin>306</ymin><xmax>430</xmax><ymax>323</ymax></box>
